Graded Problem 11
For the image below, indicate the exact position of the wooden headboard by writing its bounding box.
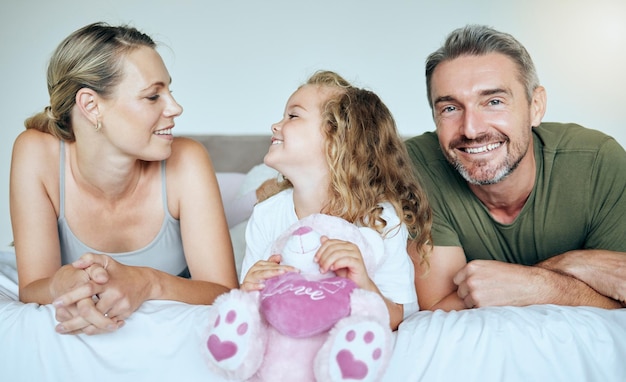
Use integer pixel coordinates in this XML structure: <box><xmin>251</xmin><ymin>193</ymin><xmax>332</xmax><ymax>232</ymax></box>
<box><xmin>185</xmin><ymin>135</ymin><xmax>270</xmax><ymax>173</ymax></box>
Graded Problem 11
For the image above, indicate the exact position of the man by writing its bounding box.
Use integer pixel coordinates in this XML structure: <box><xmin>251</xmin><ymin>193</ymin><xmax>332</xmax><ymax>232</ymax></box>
<box><xmin>405</xmin><ymin>24</ymin><xmax>626</xmax><ymax>311</ymax></box>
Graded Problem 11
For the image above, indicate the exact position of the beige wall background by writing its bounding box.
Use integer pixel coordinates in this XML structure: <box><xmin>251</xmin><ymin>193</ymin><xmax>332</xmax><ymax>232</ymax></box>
<box><xmin>1</xmin><ymin>0</ymin><xmax>625</xmax><ymax>247</ymax></box>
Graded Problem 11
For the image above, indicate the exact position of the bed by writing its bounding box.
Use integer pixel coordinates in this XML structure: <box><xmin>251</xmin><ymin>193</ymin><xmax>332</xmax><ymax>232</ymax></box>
<box><xmin>1</xmin><ymin>135</ymin><xmax>625</xmax><ymax>382</ymax></box>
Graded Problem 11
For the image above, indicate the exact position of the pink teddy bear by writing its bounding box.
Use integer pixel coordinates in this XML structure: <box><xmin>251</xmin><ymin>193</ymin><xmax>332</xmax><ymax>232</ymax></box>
<box><xmin>203</xmin><ymin>214</ymin><xmax>393</xmax><ymax>381</ymax></box>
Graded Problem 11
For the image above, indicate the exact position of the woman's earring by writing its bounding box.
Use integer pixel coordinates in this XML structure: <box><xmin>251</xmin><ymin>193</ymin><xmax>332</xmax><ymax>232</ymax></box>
<box><xmin>95</xmin><ymin>120</ymin><xmax>102</xmax><ymax>132</ymax></box>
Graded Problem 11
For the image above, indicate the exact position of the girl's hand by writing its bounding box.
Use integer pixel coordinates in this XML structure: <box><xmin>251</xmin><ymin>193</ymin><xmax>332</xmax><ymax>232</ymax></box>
<box><xmin>240</xmin><ymin>255</ymin><xmax>298</xmax><ymax>292</ymax></box>
<box><xmin>314</xmin><ymin>236</ymin><xmax>376</xmax><ymax>291</ymax></box>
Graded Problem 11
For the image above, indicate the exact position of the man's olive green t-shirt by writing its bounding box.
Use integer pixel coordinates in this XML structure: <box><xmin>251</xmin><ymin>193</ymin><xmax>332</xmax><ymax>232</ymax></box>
<box><xmin>405</xmin><ymin>123</ymin><xmax>626</xmax><ymax>265</ymax></box>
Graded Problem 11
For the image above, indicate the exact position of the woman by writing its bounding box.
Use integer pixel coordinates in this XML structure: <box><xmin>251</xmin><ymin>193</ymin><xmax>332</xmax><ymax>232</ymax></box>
<box><xmin>10</xmin><ymin>22</ymin><xmax>238</xmax><ymax>335</ymax></box>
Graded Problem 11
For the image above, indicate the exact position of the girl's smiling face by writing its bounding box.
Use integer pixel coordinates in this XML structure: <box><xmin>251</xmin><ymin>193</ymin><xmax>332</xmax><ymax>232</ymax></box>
<box><xmin>265</xmin><ymin>84</ymin><xmax>335</xmax><ymax>181</ymax></box>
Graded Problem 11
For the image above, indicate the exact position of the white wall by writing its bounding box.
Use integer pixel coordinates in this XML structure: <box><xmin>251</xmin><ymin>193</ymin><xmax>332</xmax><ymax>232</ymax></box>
<box><xmin>1</xmin><ymin>0</ymin><xmax>625</xmax><ymax>247</ymax></box>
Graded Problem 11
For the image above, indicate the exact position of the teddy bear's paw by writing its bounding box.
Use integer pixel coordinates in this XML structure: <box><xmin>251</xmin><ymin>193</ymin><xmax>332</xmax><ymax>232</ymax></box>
<box><xmin>204</xmin><ymin>292</ymin><xmax>265</xmax><ymax>379</ymax></box>
<box><xmin>318</xmin><ymin>320</ymin><xmax>390</xmax><ymax>382</ymax></box>
<box><xmin>207</xmin><ymin>308</ymin><xmax>250</xmax><ymax>368</ymax></box>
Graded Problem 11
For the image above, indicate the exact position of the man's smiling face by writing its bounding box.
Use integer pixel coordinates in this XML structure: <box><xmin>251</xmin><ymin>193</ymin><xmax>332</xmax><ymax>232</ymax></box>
<box><xmin>430</xmin><ymin>53</ymin><xmax>535</xmax><ymax>185</ymax></box>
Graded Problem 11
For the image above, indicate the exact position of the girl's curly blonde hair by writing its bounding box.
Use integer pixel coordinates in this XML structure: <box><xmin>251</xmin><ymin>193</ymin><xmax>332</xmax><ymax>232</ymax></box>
<box><xmin>271</xmin><ymin>70</ymin><xmax>432</xmax><ymax>266</ymax></box>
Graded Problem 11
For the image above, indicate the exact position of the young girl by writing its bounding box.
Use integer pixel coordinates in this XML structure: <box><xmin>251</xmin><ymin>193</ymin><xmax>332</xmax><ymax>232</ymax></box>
<box><xmin>240</xmin><ymin>70</ymin><xmax>432</xmax><ymax>330</ymax></box>
<box><xmin>204</xmin><ymin>71</ymin><xmax>432</xmax><ymax>381</ymax></box>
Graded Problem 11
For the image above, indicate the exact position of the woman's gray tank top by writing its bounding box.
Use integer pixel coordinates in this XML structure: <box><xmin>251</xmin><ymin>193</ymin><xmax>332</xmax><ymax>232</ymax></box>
<box><xmin>57</xmin><ymin>141</ymin><xmax>187</xmax><ymax>275</ymax></box>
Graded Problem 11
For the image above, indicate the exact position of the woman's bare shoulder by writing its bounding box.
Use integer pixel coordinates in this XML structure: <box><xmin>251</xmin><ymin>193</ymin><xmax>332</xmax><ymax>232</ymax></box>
<box><xmin>167</xmin><ymin>136</ymin><xmax>212</xmax><ymax>168</ymax></box>
<box><xmin>171</xmin><ymin>136</ymin><xmax>208</xmax><ymax>152</ymax></box>
<box><xmin>10</xmin><ymin>130</ymin><xmax>61</xmax><ymax>211</ymax></box>
<box><xmin>164</xmin><ymin>137</ymin><xmax>219</xmax><ymax>216</ymax></box>
<box><xmin>12</xmin><ymin>130</ymin><xmax>60</xmax><ymax>167</ymax></box>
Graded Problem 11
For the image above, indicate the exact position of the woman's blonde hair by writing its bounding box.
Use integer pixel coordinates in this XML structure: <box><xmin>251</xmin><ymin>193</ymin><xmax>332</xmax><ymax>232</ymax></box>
<box><xmin>24</xmin><ymin>22</ymin><xmax>156</xmax><ymax>141</ymax></box>
<box><xmin>272</xmin><ymin>70</ymin><xmax>432</xmax><ymax>265</ymax></box>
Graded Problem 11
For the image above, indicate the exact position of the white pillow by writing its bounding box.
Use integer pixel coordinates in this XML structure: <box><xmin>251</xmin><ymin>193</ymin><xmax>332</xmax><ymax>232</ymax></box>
<box><xmin>216</xmin><ymin>172</ymin><xmax>246</xmax><ymax>204</ymax></box>
<box><xmin>216</xmin><ymin>172</ymin><xmax>247</xmax><ymax>228</ymax></box>
<box><xmin>236</xmin><ymin>163</ymin><xmax>279</xmax><ymax>197</ymax></box>
<box><xmin>229</xmin><ymin>164</ymin><xmax>279</xmax><ymax>276</ymax></box>
<box><xmin>217</xmin><ymin>165</ymin><xmax>279</xmax><ymax>229</ymax></box>
<box><xmin>229</xmin><ymin>220</ymin><xmax>248</xmax><ymax>278</ymax></box>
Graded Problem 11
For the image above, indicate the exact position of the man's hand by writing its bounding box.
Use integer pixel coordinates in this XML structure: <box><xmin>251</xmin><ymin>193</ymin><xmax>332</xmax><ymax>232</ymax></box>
<box><xmin>255</xmin><ymin>178</ymin><xmax>282</xmax><ymax>203</ymax></box>
<box><xmin>539</xmin><ymin>250</ymin><xmax>626</xmax><ymax>307</ymax></box>
<box><xmin>453</xmin><ymin>260</ymin><xmax>552</xmax><ymax>308</ymax></box>
<box><xmin>454</xmin><ymin>259</ymin><xmax>622</xmax><ymax>309</ymax></box>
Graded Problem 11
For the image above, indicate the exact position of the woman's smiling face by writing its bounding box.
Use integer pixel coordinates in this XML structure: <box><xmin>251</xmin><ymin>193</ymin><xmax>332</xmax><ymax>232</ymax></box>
<box><xmin>97</xmin><ymin>46</ymin><xmax>183</xmax><ymax>161</ymax></box>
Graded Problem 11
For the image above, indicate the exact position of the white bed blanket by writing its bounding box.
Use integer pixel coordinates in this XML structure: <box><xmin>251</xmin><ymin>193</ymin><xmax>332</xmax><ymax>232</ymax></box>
<box><xmin>1</xmin><ymin>249</ymin><xmax>625</xmax><ymax>382</ymax></box>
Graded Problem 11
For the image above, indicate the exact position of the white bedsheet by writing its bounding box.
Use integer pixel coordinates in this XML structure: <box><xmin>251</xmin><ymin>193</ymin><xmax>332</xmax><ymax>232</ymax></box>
<box><xmin>1</xmin><ymin>249</ymin><xmax>625</xmax><ymax>382</ymax></box>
